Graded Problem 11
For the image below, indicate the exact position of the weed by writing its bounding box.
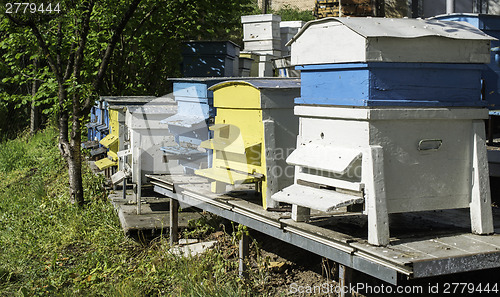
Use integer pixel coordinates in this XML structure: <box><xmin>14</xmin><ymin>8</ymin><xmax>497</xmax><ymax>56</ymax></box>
<box><xmin>0</xmin><ymin>127</ymin><xmax>257</xmax><ymax>296</ymax></box>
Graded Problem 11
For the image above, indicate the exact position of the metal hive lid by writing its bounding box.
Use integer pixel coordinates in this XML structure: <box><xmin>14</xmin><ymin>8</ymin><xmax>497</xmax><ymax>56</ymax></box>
<box><xmin>287</xmin><ymin>17</ymin><xmax>496</xmax><ymax>46</ymax></box>
<box><xmin>208</xmin><ymin>78</ymin><xmax>301</xmax><ymax>91</ymax></box>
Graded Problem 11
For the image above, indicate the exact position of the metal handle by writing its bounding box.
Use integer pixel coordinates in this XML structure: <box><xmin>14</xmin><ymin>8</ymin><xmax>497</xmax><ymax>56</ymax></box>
<box><xmin>418</xmin><ymin>139</ymin><xmax>442</xmax><ymax>151</ymax></box>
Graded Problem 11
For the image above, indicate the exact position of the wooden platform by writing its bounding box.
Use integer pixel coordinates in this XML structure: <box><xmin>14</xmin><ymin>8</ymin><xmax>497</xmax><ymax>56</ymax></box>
<box><xmin>150</xmin><ymin>174</ymin><xmax>500</xmax><ymax>285</ymax></box>
<box><xmin>109</xmin><ymin>190</ymin><xmax>202</xmax><ymax>236</ymax></box>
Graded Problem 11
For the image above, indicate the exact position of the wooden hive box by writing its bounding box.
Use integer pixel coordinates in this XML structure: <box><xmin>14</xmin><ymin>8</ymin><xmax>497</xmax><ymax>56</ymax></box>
<box><xmin>95</xmin><ymin>96</ymin><xmax>156</xmax><ymax>171</ymax></box>
<box><xmin>287</xmin><ymin>17</ymin><xmax>495</xmax><ymax>107</ymax></box>
<box><xmin>160</xmin><ymin>78</ymin><xmax>225</xmax><ymax>173</ymax></box>
<box><xmin>182</xmin><ymin>41</ymin><xmax>240</xmax><ymax>77</ymax></box>
<box><xmin>288</xmin><ymin>17</ymin><xmax>494</xmax><ymax>65</ymax></box>
<box><xmin>273</xmin><ymin>106</ymin><xmax>494</xmax><ymax>245</ymax></box>
<box><xmin>432</xmin><ymin>13</ymin><xmax>500</xmax><ymax>109</ymax></box>
<box><xmin>195</xmin><ymin>79</ymin><xmax>300</xmax><ymax>209</ymax></box>
<box><xmin>126</xmin><ymin>100</ymin><xmax>177</xmax><ymax>184</ymax></box>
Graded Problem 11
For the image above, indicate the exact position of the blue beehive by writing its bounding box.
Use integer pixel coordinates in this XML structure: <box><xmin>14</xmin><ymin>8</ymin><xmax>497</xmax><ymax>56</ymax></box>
<box><xmin>182</xmin><ymin>41</ymin><xmax>240</xmax><ymax>77</ymax></box>
<box><xmin>288</xmin><ymin>17</ymin><xmax>495</xmax><ymax>107</ymax></box>
<box><xmin>160</xmin><ymin>78</ymin><xmax>225</xmax><ymax>173</ymax></box>
<box><xmin>297</xmin><ymin>63</ymin><xmax>485</xmax><ymax>106</ymax></box>
<box><xmin>86</xmin><ymin>99</ymin><xmax>109</xmax><ymax>143</ymax></box>
<box><xmin>273</xmin><ymin>17</ymin><xmax>496</xmax><ymax>246</ymax></box>
<box><xmin>431</xmin><ymin>14</ymin><xmax>500</xmax><ymax>109</ymax></box>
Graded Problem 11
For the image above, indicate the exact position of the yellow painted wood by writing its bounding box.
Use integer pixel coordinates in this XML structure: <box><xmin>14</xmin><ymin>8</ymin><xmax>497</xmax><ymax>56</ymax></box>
<box><xmin>195</xmin><ymin>82</ymin><xmax>272</xmax><ymax>208</ymax></box>
<box><xmin>213</xmin><ymin>84</ymin><xmax>261</xmax><ymax>109</ymax></box>
<box><xmin>107</xmin><ymin>109</ymin><xmax>120</xmax><ymax>158</ymax></box>
<box><xmin>99</xmin><ymin>134</ymin><xmax>118</xmax><ymax>148</ymax></box>
<box><xmin>195</xmin><ymin>167</ymin><xmax>260</xmax><ymax>185</ymax></box>
<box><xmin>95</xmin><ymin>157</ymin><xmax>118</xmax><ymax>170</ymax></box>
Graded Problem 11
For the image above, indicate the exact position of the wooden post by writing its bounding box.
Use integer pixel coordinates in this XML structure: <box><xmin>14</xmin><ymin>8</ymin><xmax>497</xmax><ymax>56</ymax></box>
<box><xmin>170</xmin><ymin>198</ymin><xmax>179</xmax><ymax>246</ymax></box>
<box><xmin>363</xmin><ymin>145</ymin><xmax>390</xmax><ymax>246</ymax></box>
<box><xmin>338</xmin><ymin>264</ymin><xmax>353</xmax><ymax>297</ymax></box>
<box><xmin>470</xmin><ymin>120</ymin><xmax>494</xmax><ymax>234</ymax></box>
<box><xmin>239</xmin><ymin>230</ymin><xmax>249</xmax><ymax>279</ymax></box>
<box><xmin>211</xmin><ymin>181</ymin><xmax>226</xmax><ymax>194</ymax></box>
<box><xmin>292</xmin><ymin>204</ymin><xmax>311</xmax><ymax>222</ymax></box>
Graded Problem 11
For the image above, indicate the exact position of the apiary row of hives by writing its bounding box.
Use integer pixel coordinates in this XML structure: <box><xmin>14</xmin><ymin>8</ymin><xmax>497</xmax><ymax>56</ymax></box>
<box><xmin>86</xmin><ymin>14</ymin><xmax>500</xmax><ymax>246</ymax></box>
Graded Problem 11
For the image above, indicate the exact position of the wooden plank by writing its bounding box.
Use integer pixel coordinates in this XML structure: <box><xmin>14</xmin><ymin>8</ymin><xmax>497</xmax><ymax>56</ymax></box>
<box><xmin>287</xmin><ymin>143</ymin><xmax>362</xmax><ymax>174</ymax></box>
<box><xmin>363</xmin><ymin>145</ymin><xmax>390</xmax><ymax>246</ymax></box>
<box><xmin>470</xmin><ymin>120</ymin><xmax>495</xmax><ymax>234</ymax></box>
<box><xmin>273</xmin><ymin>184</ymin><xmax>364</xmax><ymax>212</ymax></box>
<box><xmin>195</xmin><ymin>167</ymin><xmax>261</xmax><ymax>185</ymax></box>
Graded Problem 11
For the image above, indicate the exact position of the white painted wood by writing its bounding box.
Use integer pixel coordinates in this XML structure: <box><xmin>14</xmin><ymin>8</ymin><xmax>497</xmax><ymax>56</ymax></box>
<box><xmin>211</xmin><ymin>181</ymin><xmax>226</xmax><ymax>194</ymax></box>
<box><xmin>242</xmin><ymin>14</ymin><xmax>281</xmax><ymax>41</ymax></box>
<box><xmin>127</xmin><ymin>104</ymin><xmax>178</xmax><ymax>184</ymax></box>
<box><xmin>287</xmin><ymin>143</ymin><xmax>362</xmax><ymax>174</ymax></box>
<box><xmin>272</xmin><ymin>184</ymin><xmax>364</xmax><ymax>212</ymax></box>
<box><xmin>263</xmin><ymin>120</ymin><xmax>279</xmax><ymax>209</ymax></box>
<box><xmin>291</xmin><ymin>204</ymin><xmax>311</xmax><ymax>222</ymax></box>
<box><xmin>289</xmin><ymin>17</ymin><xmax>494</xmax><ymax>65</ymax></box>
<box><xmin>363</xmin><ymin>145</ymin><xmax>390</xmax><ymax>246</ymax></box>
<box><xmin>470</xmin><ymin>120</ymin><xmax>494</xmax><ymax>234</ymax></box>
<box><xmin>295</xmin><ymin>105</ymin><xmax>489</xmax><ymax>121</ymax></box>
<box><xmin>243</xmin><ymin>39</ymin><xmax>281</xmax><ymax>51</ymax></box>
<box><xmin>295</xmin><ymin>172</ymin><xmax>363</xmax><ymax>192</ymax></box>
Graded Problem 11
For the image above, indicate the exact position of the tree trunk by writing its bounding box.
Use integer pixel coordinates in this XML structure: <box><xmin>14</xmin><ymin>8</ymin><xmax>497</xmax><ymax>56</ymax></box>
<box><xmin>67</xmin><ymin>116</ymin><xmax>84</xmax><ymax>205</ymax></box>
<box><xmin>30</xmin><ymin>58</ymin><xmax>40</xmax><ymax>134</ymax></box>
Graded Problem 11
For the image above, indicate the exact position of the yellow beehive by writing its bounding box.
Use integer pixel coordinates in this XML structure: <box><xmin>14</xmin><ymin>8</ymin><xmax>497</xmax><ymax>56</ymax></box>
<box><xmin>195</xmin><ymin>79</ymin><xmax>300</xmax><ymax>209</ymax></box>
<box><xmin>94</xmin><ymin>96</ymin><xmax>156</xmax><ymax>171</ymax></box>
<box><xmin>95</xmin><ymin>108</ymin><xmax>121</xmax><ymax>170</ymax></box>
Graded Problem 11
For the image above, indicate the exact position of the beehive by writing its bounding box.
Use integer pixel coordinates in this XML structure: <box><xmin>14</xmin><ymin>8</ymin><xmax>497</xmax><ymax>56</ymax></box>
<box><xmin>182</xmin><ymin>41</ymin><xmax>240</xmax><ymax>77</ymax></box>
<box><xmin>274</xmin><ymin>17</ymin><xmax>495</xmax><ymax>246</ymax></box>
<box><xmin>195</xmin><ymin>79</ymin><xmax>300</xmax><ymax>209</ymax></box>
<box><xmin>160</xmin><ymin>78</ymin><xmax>225</xmax><ymax>173</ymax></box>
<box><xmin>125</xmin><ymin>101</ymin><xmax>177</xmax><ymax>184</ymax></box>
<box><xmin>94</xmin><ymin>96</ymin><xmax>156</xmax><ymax>171</ymax></box>
<box><xmin>432</xmin><ymin>14</ymin><xmax>500</xmax><ymax>109</ymax></box>
<box><xmin>241</xmin><ymin>14</ymin><xmax>281</xmax><ymax>57</ymax></box>
<box><xmin>280</xmin><ymin>21</ymin><xmax>304</xmax><ymax>57</ymax></box>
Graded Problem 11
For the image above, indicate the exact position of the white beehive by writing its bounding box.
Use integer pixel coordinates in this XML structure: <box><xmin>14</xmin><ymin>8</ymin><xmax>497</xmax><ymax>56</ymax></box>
<box><xmin>288</xmin><ymin>17</ymin><xmax>494</xmax><ymax>65</ymax></box>
<box><xmin>125</xmin><ymin>101</ymin><xmax>178</xmax><ymax>184</ymax></box>
<box><xmin>242</xmin><ymin>14</ymin><xmax>282</xmax><ymax>57</ymax></box>
<box><xmin>273</xmin><ymin>106</ymin><xmax>494</xmax><ymax>245</ymax></box>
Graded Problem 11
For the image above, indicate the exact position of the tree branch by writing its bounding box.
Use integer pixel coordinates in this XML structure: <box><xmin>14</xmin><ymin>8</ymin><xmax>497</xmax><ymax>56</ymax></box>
<box><xmin>85</xmin><ymin>0</ymin><xmax>142</xmax><ymax>111</ymax></box>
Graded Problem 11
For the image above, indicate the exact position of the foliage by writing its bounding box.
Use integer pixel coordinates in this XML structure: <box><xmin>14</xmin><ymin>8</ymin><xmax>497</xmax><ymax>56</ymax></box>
<box><xmin>0</xmin><ymin>127</ymin><xmax>260</xmax><ymax>296</ymax></box>
<box><xmin>271</xmin><ymin>4</ymin><xmax>315</xmax><ymax>22</ymax></box>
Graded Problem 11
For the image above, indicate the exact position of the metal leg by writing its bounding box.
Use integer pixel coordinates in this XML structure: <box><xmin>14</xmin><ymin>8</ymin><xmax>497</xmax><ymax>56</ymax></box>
<box><xmin>238</xmin><ymin>230</ymin><xmax>249</xmax><ymax>279</ymax></box>
<box><xmin>488</xmin><ymin>115</ymin><xmax>494</xmax><ymax>145</ymax></box>
<box><xmin>338</xmin><ymin>264</ymin><xmax>353</xmax><ymax>297</ymax></box>
<box><xmin>170</xmin><ymin>198</ymin><xmax>179</xmax><ymax>246</ymax></box>
<box><xmin>470</xmin><ymin>120</ymin><xmax>494</xmax><ymax>234</ymax></box>
<box><xmin>364</xmin><ymin>145</ymin><xmax>390</xmax><ymax>246</ymax></box>
<box><xmin>136</xmin><ymin>147</ymin><xmax>142</xmax><ymax>215</ymax></box>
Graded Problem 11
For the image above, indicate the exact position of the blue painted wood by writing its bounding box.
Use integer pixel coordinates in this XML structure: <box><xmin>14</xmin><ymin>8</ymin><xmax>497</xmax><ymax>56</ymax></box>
<box><xmin>433</xmin><ymin>14</ymin><xmax>500</xmax><ymax>109</ymax></box>
<box><xmin>88</xmin><ymin>100</ymin><xmax>109</xmax><ymax>143</ymax></box>
<box><xmin>182</xmin><ymin>41</ymin><xmax>239</xmax><ymax>58</ymax></box>
<box><xmin>296</xmin><ymin>63</ymin><xmax>485</xmax><ymax>107</ymax></box>
<box><xmin>182</xmin><ymin>55</ymin><xmax>236</xmax><ymax>77</ymax></box>
<box><xmin>162</xmin><ymin>79</ymin><xmax>226</xmax><ymax>172</ymax></box>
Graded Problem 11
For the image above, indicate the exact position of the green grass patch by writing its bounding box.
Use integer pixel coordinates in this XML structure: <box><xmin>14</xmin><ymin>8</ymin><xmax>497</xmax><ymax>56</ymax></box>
<box><xmin>0</xmin><ymin>128</ymin><xmax>259</xmax><ymax>296</ymax></box>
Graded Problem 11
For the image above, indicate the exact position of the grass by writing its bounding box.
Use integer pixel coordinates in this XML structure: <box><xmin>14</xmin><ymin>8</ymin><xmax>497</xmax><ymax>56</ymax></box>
<box><xmin>0</xmin><ymin>127</ymin><xmax>263</xmax><ymax>296</ymax></box>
